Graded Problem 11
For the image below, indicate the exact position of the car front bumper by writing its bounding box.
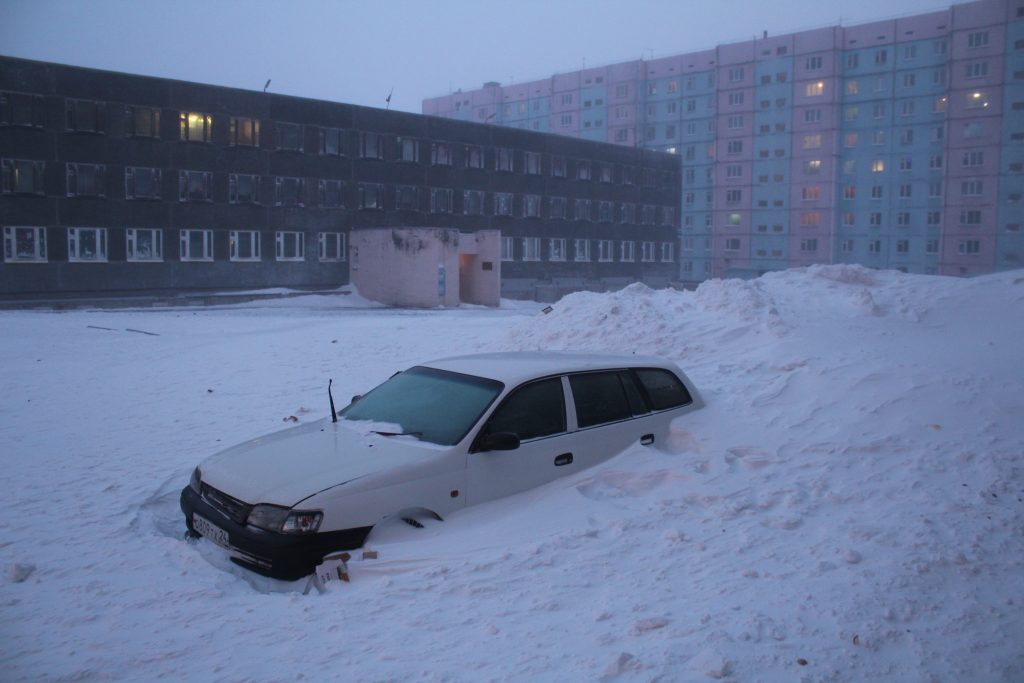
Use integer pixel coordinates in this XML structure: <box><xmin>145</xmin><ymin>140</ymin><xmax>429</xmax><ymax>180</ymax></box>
<box><xmin>180</xmin><ymin>486</ymin><xmax>371</xmax><ymax>581</ymax></box>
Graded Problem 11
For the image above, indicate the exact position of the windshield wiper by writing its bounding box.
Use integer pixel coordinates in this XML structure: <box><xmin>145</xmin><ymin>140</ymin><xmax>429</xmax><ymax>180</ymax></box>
<box><xmin>371</xmin><ymin>430</ymin><xmax>423</xmax><ymax>437</ymax></box>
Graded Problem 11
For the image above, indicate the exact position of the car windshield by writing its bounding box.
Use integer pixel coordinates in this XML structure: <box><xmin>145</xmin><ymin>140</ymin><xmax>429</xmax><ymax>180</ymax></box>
<box><xmin>339</xmin><ymin>366</ymin><xmax>504</xmax><ymax>446</ymax></box>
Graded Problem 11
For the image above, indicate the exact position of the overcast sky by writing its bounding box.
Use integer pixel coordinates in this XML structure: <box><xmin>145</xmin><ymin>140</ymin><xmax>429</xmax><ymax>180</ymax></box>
<box><xmin>1</xmin><ymin>0</ymin><xmax>955</xmax><ymax>113</ymax></box>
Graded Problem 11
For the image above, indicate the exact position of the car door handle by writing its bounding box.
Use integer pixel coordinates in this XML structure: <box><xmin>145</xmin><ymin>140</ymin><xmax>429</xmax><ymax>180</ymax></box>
<box><xmin>554</xmin><ymin>452</ymin><xmax>573</xmax><ymax>466</ymax></box>
<box><xmin>640</xmin><ymin>434</ymin><xmax>654</xmax><ymax>446</ymax></box>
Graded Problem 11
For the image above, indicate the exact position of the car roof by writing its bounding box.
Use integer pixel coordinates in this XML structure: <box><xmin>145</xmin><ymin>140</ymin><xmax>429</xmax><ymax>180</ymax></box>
<box><xmin>419</xmin><ymin>351</ymin><xmax>677</xmax><ymax>387</ymax></box>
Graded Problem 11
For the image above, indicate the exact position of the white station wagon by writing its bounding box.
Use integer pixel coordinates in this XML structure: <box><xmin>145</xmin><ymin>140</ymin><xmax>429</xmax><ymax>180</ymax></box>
<box><xmin>180</xmin><ymin>352</ymin><xmax>703</xmax><ymax>579</ymax></box>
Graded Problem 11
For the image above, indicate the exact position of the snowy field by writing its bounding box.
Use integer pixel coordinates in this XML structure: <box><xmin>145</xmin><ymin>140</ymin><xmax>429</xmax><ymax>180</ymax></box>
<box><xmin>2</xmin><ymin>266</ymin><xmax>1023</xmax><ymax>682</ymax></box>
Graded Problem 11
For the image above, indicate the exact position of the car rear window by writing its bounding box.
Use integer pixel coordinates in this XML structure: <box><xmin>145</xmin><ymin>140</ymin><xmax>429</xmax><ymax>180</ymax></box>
<box><xmin>633</xmin><ymin>368</ymin><xmax>692</xmax><ymax>411</ymax></box>
<box><xmin>569</xmin><ymin>371</ymin><xmax>634</xmax><ymax>428</ymax></box>
<box><xmin>484</xmin><ymin>377</ymin><xmax>566</xmax><ymax>441</ymax></box>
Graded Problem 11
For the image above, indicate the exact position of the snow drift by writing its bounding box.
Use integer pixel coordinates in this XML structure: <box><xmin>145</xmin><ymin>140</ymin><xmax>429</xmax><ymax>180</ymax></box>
<box><xmin>2</xmin><ymin>266</ymin><xmax>1022</xmax><ymax>682</ymax></box>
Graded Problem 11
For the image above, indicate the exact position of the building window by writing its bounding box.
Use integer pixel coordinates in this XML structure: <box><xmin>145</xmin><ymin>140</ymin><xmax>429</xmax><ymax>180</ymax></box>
<box><xmin>522</xmin><ymin>237</ymin><xmax>541</xmax><ymax>261</ymax></box>
<box><xmin>965</xmin><ymin>62</ymin><xmax>988</xmax><ymax>79</ymax></box>
<box><xmin>549</xmin><ymin>196</ymin><xmax>567</xmax><ymax>219</ymax></box>
<box><xmin>574</xmin><ymin>239</ymin><xmax>591</xmax><ymax>262</ymax></box>
<box><xmin>661</xmin><ymin>206</ymin><xmax>675</xmax><ymax>227</ymax></box>
<box><xmin>869</xmin><ymin>212</ymin><xmax>882</xmax><ymax>227</ymax></box>
<box><xmin>847</xmin><ymin>81</ymin><xmax>860</xmax><ymax>95</ymax></box>
<box><xmin>801</xmin><ymin>212</ymin><xmax>820</xmax><ymax>227</ymax></box>
<box><xmin>805</xmin><ymin>160</ymin><xmax>822</xmax><ymax>175</ymax></box>
<box><xmin>429</xmin><ymin>142</ymin><xmax>452</xmax><ymax>166</ymax></box>
<box><xmin>926</xmin><ymin>239</ymin><xmax>939</xmax><ymax>254</ymax></box>
<box><xmin>641</xmin><ymin>241</ymin><xmax>656</xmax><ymax>262</ymax></box>
<box><xmin>620</xmin><ymin>241</ymin><xmax>635</xmax><ymax>262</ymax></box>
<box><xmin>356</xmin><ymin>182</ymin><xmax>383</xmax><ymax>210</ymax></box>
<box><xmin>319</xmin><ymin>232</ymin><xmax>346</xmax><ymax>261</ymax></box>
<box><xmin>900</xmin><ymin>100</ymin><xmax>915</xmax><ymax>117</ymax></box>
<box><xmin>495</xmin><ymin>193</ymin><xmax>514</xmax><ymax>216</ymax></box>
<box><xmin>229</xmin><ymin>230</ymin><xmax>261</xmax><ymax>262</ymax></box>
<box><xmin>960</xmin><ymin>210</ymin><xmax>983</xmax><ymax>226</ymax></box>
<box><xmin>67</xmin><ymin>227</ymin><xmax>107</xmax><ymax>262</ymax></box>
<box><xmin>518</xmin><ymin>193</ymin><xmax>538</xmax><ymax>218</ymax></box>
<box><xmin>726</xmin><ymin>140</ymin><xmax>743</xmax><ymax>155</ymax></box>
<box><xmin>524</xmin><ymin>151</ymin><xmax>541</xmax><ymax>175</ymax></box>
<box><xmin>840</xmin><ymin>239</ymin><xmax>854</xmax><ymax>253</ymax></box>
<box><xmin>0</xmin><ymin>92</ymin><xmax>44</xmax><ymax>127</ymax></box>
<box><xmin>500</xmin><ymin>236</ymin><xmax>514</xmax><ymax>261</ymax></box>
<box><xmin>360</xmin><ymin>132</ymin><xmax>384</xmax><ymax>159</ymax></box>
<box><xmin>128</xmin><ymin>106</ymin><xmax>160</xmax><ymax>138</ymax></box>
<box><xmin>958</xmin><ymin>239</ymin><xmax>981</xmax><ymax>255</ymax></box>
<box><xmin>847</xmin><ymin>53</ymin><xmax>859</xmax><ymax>69</ymax></box>
<box><xmin>963</xmin><ymin>151</ymin><xmax>984</xmax><ymax>167</ymax></box>
<box><xmin>549</xmin><ymin>238</ymin><xmax>567</xmax><ymax>261</ymax></box>
<box><xmin>397</xmin><ymin>137</ymin><xmax>419</xmax><ymax>163</ymax></box>
<box><xmin>899</xmin><ymin>129</ymin><xmax>914</xmax><ymax>146</ymax></box>
<box><xmin>275</xmin><ymin>176</ymin><xmax>305</xmax><ymax>207</ymax></box>
<box><xmin>590</xmin><ymin>239</ymin><xmax>610</xmax><ymax>262</ymax></box>
<box><xmin>124</xmin><ymin>166</ymin><xmax>161</xmax><ymax>200</ymax></box>
<box><xmin>728</xmin><ymin>67</ymin><xmax>744</xmax><ymax>82</ymax></box>
<box><xmin>229</xmin><ymin>174</ymin><xmax>260</xmax><ymax>204</ymax></box>
<box><xmin>728</xmin><ymin>92</ymin><xmax>744</xmax><ymax>106</ymax></box>
<box><xmin>67</xmin><ymin>163</ymin><xmax>106</xmax><ymax>197</ymax></box>
<box><xmin>800</xmin><ymin>238</ymin><xmax>818</xmax><ymax>253</ymax></box>
<box><xmin>642</xmin><ymin>204</ymin><xmax>657</xmax><ymax>225</ymax></box>
<box><xmin>178</xmin><ymin>170</ymin><xmax>212</xmax><ymax>202</ymax></box>
<box><xmin>465</xmin><ymin>145</ymin><xmax>484</xmax><ymax>169</ymax></box>
<box><xmin>179</xmin><ymin>112</ymin><xmax>213</xmax><ymax>142</ymax></box>
<box><xmin>927</xmin><ymin>211</ymin><xmax>941</xmax><ymax>225</ymax></box>
<box><xmin>806</xmin><ymin>56</ymin><xmax>823</xmax><ymax>71</ymax></box>
<box><xmin>495</xmin><ymin>147</ymin><xmax>514</xmax><ymax>172</ymax></box>
<box><xmin>899</xmin><ymin>183</ymin><xmax>913</xmax><ymax>199</ymax></box>
<box><xmin>126</xmin><ymin>228</ymin><xmax>162</xmax><ymax>262</ymax></box>
<box><xmin>597</xmin><ymin>201</ymin><xmax>614</xmax><ymax>222</ymax></box>
<box><xmin>275</xmin><ymin>231</ymin><xmax>305</xmax><ymax>261</ymax></box>
<box><xmin>574</xmin><ymin>198</ymin><xmax>592</xmax><ymax>221</ymax></box>
<box><xmin>1</xmin><ymin>158</ymin><xmax>45</xmax><ymax>194</ymax></box>
<box><xmin>430</xmin><ymin>187</ymin><xmax>453</xmax><ymax>213</ymax></box>
<box><xmin>725</xmin><ymin>238</ymin><xmax>740</xmax><ymax>252</ymax></box>
<box><xmin>576</xmin><ymin>160</ymin><xmax>591</xmax><ymax>181</ymax></box>
<box><xmin>803</xmin><ymin>186</ymin><xmax>821</xmax><ymax>201</ymax></box>
<box><xmin>229</xmin><ymin>117</ymin><xmax>260</xmax><ymax>147</ymax></box>
<box><xmin>871</xmin><ymin>160</ymin><xmax>885</xmax><ymax>173</ymax></box>
<box><xmin>803</xmin><ymin>134</ymin><xmax>821</xmax><ymax>149</ymax></box>
<box><xmin>805</xmin><ymin>82</ymin><xmax>824</xmax><ymax>97</ymax></box>
<box><xmin>3</xmin><ymin>226</ymin><xmax>46</xmax><ymax>262</ymax></box>
<box><xmin>463</xmin><ymin>190</ymin><xmax>484</xmax><ymax>215</ymax></box>
<box><xmin>897</xmin><ymin>212</ymin><xmax>911</xmax><ymax>226</ymax></box>
<box><xmin>180</xmin><ymin>229</ymin><xmax>213</xmax><ymax>261</ymax></box>
<box><xmin>961</xmin><ymin>180</ymin><xmax>983</xmax><ymax>197</ymax></box>
<box><xmin>620</xmin><ymin>202</ymin><xmax>635</xmax><ymax>224</ymax></box>
<box><xmin>319</xmin><ymin>179</ymin><xmax>345</xmax><ymax>208</ymax></box>
<box><xmin>967</xmin><ymin>31</ymin><xmax>989</xmax><ymax>49</ymax></box>
<box><xmin>320</xmin><ymin>127</ymin><xmax>344</xmax><ymax>156</ymax></box>
<box><xmin>65</xmin><ymin>99</ymin><xmax>105</xmax><ymax>133</ymax></box>
<box><xmin>395</xmin><ymin>185</ymin><xmax>419</xmax><ymax>211</ymax></box>
<box><xmin>276</xmin><ymin>122</ymin><xmax>304</xmax><ymax>152</ymax></box>
<box><xmin>660</xmin><ymin>242</ymin><xmax>674</xmax><ymax>262</ymax></box>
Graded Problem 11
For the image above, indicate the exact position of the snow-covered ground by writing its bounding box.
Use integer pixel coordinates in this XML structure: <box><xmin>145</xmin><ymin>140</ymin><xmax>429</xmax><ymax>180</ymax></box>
<box><xmin>2</xmin><ymin>266</ymin><xmax>1022</xmax><ymax>682</ymax></box>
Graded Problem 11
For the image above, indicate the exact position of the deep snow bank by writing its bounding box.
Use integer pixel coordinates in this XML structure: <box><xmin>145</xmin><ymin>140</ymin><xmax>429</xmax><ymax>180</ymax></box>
<box><xmin>1</xmin><ymin>266</ymin><xmax>1022</xmax><ymax>682</ymax></box>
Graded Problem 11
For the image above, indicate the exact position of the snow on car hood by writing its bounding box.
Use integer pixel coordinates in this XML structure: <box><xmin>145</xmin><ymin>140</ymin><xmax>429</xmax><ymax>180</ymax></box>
<box><xmin>197</xmin><ymin>418</ymin><xmax>442</xmax><ymax>507</ymax></box>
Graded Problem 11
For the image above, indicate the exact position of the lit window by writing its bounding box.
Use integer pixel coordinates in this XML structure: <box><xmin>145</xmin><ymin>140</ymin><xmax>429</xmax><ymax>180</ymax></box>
<box><xmin>179</xmin><ymin>112</ymin><xmax>212</xmax><ymax>142</ymax></box>
<box><xmin>871</xmin><ymin>160</ymin><xmax>885</xmax><ymax>173</ymax></box>
<box><xmin>805</xmin><ymin>82</ymin><xmax>825</xmax><ymax>97</ymax></box>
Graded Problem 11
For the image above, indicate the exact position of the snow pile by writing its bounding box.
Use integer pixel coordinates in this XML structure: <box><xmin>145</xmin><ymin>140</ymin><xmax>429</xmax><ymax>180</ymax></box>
<box><xmin>1</xmin><ymin>267</ymin><xmax>1022</xmax><ymax>682</ymax></box>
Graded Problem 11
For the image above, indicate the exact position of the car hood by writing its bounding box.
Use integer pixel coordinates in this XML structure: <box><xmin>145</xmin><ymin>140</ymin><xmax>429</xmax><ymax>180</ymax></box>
<box><xmin>197</xmin><ymin>418</ymin><xmax>441</xmax><ymax>507</ymax></box>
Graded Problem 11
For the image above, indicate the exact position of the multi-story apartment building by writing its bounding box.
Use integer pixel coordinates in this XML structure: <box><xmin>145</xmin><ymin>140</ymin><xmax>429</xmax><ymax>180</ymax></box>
<box><xmin>0</xmin><ymin>56</ymin><xmax>681</xmax><ymax>300</ymax></box>
<box><xmin>424</xmin><ymin>0</ymin><xmax>1024</xmax><ymax>282</ymax></box>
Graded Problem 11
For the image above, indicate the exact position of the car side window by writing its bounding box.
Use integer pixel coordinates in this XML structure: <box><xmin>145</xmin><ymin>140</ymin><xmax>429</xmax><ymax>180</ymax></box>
<box><xmin>634</xmin><ymin>368</ymin><xmax>692</xmax><ymax>410</ymax></box>
<box><xmin>569</xmin><ymin>371</ymin><xmax>634</xmax><ymax>428</ymax></box>
<box><xmin>484</xmin><ymin>377</ymin><xmax>566</xmax><ymax>441</ymax></box>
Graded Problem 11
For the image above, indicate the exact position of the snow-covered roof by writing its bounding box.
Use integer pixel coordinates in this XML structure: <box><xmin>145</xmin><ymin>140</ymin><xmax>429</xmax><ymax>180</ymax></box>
<box><xmin>420</xmin><ymin>351</ymin><xmax>675</xmax><ymax>385</ymax></box>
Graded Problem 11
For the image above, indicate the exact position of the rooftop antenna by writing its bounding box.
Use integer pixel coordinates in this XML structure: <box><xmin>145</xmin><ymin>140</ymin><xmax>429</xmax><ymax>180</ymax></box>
<box><xmin>263</xmin><ymin>79</ymin><xmax>271</xmax><ymax>93</ymax></box>
<box><xmin>385</xmin><ymin>87</ymin><xmax>394</xmax><ymax>110</ymax></box>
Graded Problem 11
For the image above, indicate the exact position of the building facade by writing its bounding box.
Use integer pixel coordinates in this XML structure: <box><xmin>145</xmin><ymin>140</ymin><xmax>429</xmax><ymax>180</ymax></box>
<box><xmin>0</xmin><ymin>56</ymin><xmax>680</xmax><ymax>300</ymax></box>
<box><xmin>424</xmin><ymin>0</ymin><xmax>1024</xmax><ymax>282</ymax></box>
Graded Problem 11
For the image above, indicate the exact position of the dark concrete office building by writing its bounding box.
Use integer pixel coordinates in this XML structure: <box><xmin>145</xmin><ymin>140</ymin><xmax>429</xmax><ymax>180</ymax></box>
<box><xmin>0</xmin><ymin>56</ymin><xmax>681</xmax><ymax>301</ymax></box>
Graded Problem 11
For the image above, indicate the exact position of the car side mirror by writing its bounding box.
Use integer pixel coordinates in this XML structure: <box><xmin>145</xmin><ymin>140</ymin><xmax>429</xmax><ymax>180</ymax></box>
<box><xmin>478</xmin><ymin>432</ymin><xmax>520</xmax><ymax>452</ymax></box>
<box><xmin>350</xmin><ymin>395</ymin><xmax>361</xmax><ymax>405</ymax></box>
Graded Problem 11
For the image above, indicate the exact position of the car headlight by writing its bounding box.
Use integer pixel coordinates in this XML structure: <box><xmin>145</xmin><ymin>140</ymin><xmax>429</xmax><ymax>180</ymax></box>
<box><xmin>189</xmin><ymin>467</ymin><xmax>202</xmax><ymax>494</ymax></box>
<box><xmin>247</xmin><ymin>504</ymin><xmax>323</xmax><ymax>534</ymax></box>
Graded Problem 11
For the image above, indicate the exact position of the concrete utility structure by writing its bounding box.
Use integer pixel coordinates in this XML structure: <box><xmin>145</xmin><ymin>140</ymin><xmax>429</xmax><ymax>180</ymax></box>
<box><xmin>424</xmin><ymin>0</ymin><xmax>1024</xmax><ymax>282</ymax></box>
<box><xmin>350</xmin><ymin>228</ymin><xmax>500</xmax><ymax>307</ymax></box>
<box><xmin>0</xmin><ymin>56</ymin><xmax>680</xmax><ymax>301</ymax></box>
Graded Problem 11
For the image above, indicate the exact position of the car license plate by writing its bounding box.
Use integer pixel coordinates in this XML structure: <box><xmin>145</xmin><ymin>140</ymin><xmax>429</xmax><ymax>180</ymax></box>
<box><xmin>193</xmin><ymin>513</ymin><xmax>230</xmax><ymax>549</ymax></box>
